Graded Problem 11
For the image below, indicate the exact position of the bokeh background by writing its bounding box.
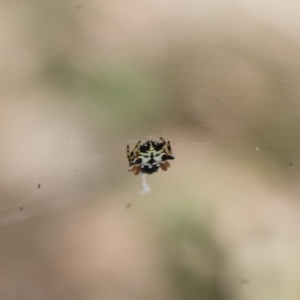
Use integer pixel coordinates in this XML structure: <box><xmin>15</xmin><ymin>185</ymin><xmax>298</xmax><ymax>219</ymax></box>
<box><xmin>1</xmin><ymin>0</ymin><xmax>300</xmax><ymax>299</ymax></box>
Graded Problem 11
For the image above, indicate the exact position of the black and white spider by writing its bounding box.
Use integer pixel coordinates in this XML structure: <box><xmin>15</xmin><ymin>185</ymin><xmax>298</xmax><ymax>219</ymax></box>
<box><xmin>127</xmin><ymin>137</ymin><xmax>174</xmax><ymax>175</ymax></box>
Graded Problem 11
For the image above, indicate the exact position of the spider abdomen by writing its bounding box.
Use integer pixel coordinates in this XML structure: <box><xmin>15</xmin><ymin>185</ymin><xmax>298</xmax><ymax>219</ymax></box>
<box><xmin>127</xmin><ymin>138</ymin><xmax>174</xmax><ymax>175</ymax></box>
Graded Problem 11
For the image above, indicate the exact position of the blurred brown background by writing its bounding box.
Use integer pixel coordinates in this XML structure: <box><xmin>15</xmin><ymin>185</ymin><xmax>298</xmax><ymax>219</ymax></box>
<box><xmin>1</xmin><ymin>0</ymin><xmax>300</xmax><ymax>299</ymax></box>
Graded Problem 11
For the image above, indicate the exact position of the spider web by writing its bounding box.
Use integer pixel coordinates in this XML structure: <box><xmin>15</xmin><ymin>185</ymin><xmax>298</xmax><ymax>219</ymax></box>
<box><xmin>2</xmin><ymin>1</ymin><xmax>300</xmax><ymax>300</ymax></box>
<box><xmin>1</xmin><ymin>0</ymin><xmax>300</xmax><ymax>226</ymax></box>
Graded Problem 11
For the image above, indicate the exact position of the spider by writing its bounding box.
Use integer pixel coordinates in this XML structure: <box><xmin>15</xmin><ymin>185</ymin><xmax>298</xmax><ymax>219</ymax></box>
<box><xmin>127</xmin><ymin>137</ymin><xmax>174</xmax><ymax>175</ymax></box>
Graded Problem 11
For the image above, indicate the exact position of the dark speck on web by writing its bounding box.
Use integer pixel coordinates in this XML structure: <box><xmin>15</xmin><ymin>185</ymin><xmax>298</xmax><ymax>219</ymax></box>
<box><xmin>38</xmin><ymin>183</ymin><xmax>41</xmax><ymax>188</ymax></box>
<box><xmin>126</xmin><ymin>203</ymin><xmax>132</xmax><ymax>209</ymax></box>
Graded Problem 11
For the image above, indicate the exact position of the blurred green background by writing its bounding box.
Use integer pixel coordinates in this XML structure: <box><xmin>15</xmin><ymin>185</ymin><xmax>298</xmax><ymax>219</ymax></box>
<box><xmin>1</xmin><ymin>0</ymin><xmax>300</xmax><ymax>299</ymax></box>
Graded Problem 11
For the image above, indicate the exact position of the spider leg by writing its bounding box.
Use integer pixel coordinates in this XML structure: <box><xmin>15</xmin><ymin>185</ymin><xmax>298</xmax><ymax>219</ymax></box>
<box><xmin>160</xmin><ymin>137</ymin><xmax>173</xmax><ymax>156</ymax></box>
<box><xmin>159</xmin><ymin>137</ymin><xmax>166</xmax><ymax>147</ymax></box>
<box><xmin>161</xmin><ymin>160</ymin><xmax>170</xmax><ymax>171</ymax></box>
<box><xmin>126</xmin><ymin>145</ymin><xmax>131</xmax><ymax>162</ymax></box>
<box><xmin>132</xmin><ymin>141</ymin><xmax>141</xmax><ymax>153</ymax></box>
<box><xmin>134</xmin><ymin>166</ymin><xmax>141</xmax><ymax>175</ymax></box>
<box><xmin>167</xmin><ymin>141</ymin><xmax>173</xmax><ymax>154</ymax></box>
<box><xmin>129</xmin><ymin>165</ymin><xmax>141</xmax><ymax>175</ymax></box>
<box><xmin>127</xmin><ymin>141</ymin><xmax>141</xmax><ymax>163</ymax></box>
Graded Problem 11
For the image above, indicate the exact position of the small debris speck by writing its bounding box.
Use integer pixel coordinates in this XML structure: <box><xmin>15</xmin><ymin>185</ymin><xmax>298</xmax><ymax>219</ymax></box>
<box><xmin>19</xmin><ymin>206</ymin><xmax>24</xmax><ymax>211</ymax></box>
<box><xmin>38</xmin><ymin>183</ymin><xmax>41</xmax><ymax>188</ymax></box>
<box><xmin>289</xmin><ymin>163</ymin><xmax>294</xmax><ymax>168</ymax></box>
<box><xmin>126</xmin><ymin>203</ymin><xmax>132</xmax><ymax>209</ymax></box>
